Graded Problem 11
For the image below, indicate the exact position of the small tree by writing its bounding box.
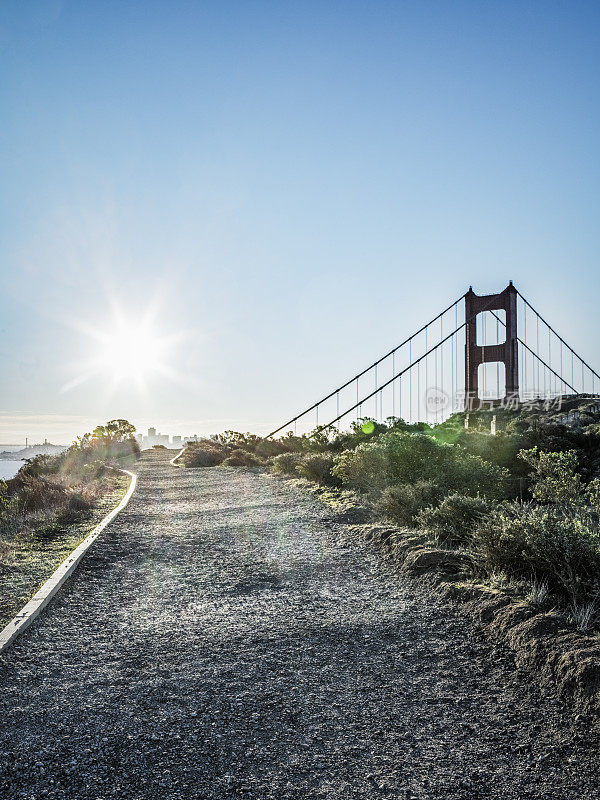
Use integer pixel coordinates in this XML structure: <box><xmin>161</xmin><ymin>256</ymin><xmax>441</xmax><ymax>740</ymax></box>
<box><xmin>91</xmin><ymin>419</ymin><xmax>136</xmax><ymax>444</ymax></box>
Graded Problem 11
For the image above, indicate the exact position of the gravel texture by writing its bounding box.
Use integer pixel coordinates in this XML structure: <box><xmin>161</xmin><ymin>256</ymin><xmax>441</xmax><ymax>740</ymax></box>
<box><xmin>1</xmin><ymin>449</ymin><xmax>600</xmax><ymax>800</ymax></box>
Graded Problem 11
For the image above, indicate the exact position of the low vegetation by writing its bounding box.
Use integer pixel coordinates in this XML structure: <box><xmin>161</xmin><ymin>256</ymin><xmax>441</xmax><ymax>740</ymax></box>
<box><xmin>0</xmin><ymin>419</ymin><xmax>139</xmax><ymax>628</ymax></box>
<box><xmin>182</xmin><ymin>398</ymin><xmax>600</xmax><ymax>632</ymax></box>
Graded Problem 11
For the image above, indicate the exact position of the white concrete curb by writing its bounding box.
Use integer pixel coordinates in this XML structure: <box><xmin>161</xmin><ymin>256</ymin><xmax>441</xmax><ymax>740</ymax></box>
<box><xmin>0</xmin><ymin>469</ymin><xmax>137</xmax><ymax>655</ymax></box>
<box><xmin>169</xmin><ymin>447</ymin><xmax>185</xmax><ymax>466</ymax></box>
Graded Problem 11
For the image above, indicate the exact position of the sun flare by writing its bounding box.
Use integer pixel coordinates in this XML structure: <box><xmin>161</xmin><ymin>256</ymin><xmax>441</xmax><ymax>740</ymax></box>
<box><xmin>63</xmin><ymin>307</ymin><xmax>184</xmax><ymax>395</ymax></box>
<box><xmin>94</xmin><ymin>321</ymin><xmax>167</xmax><ymax>382</ymax></box>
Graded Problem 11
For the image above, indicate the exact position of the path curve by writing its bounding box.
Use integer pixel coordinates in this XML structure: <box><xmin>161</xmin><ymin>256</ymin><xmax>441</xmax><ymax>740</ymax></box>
<box><xmin>1</xmin><ymin>449</ymin><xmax>599</xmax><ymax>800</ymax></box>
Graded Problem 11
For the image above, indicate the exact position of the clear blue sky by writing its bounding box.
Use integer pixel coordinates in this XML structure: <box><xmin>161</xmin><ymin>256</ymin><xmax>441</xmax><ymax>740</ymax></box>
<box><xmin>1</xmin><ymin>0</ymin><xmax>599</xmax><ymax>443</ymax></box>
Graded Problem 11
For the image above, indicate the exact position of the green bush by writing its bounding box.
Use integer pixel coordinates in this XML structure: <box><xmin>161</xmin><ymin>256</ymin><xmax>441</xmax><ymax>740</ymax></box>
<box><xmin>0</xmin><ymin>481</ymin><xmax>18</xmax><ymax>523</ymax></box>
<box><xmin>378</xmin><ymin>481</ymin><xmax>445</xmax><ymax>526</ymax></box>
<box><xmin>474</xmin><ymin>503</ymin><xmax>600</xmax><ymax>602</ymax></box>
<box><xmin>271</xmin><ymin>452</ymin><xmax>304</xmax><ymax>475</ymax></box>
<box><xmin>295</xmin><ymin>453</ymin><xmax>341</xmax><ymax>487</ymax></box>
<box><xmin>518</xmin><ymin>447</ymin><xmax>584</xmax><ymax>504</ymax></box>
<box><xmin>416</xmin><ymin>493</ymin><xmax>491</xmax><ymax>546</ymax></box>
<box><xmin>331</xmin><ymin>431</ymin><xmax>509</xmax><ymax>499</ymax></box>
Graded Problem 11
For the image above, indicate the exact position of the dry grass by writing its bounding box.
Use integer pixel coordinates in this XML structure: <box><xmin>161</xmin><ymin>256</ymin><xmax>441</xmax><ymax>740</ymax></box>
<box><xmin>0</xmin><ymin>474</ymin><xmax>128</xmax><ymax>629</ymax></box>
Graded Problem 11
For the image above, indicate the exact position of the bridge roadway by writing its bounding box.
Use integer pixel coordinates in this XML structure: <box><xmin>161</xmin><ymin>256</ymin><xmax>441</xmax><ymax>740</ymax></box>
<box><xmin>1</xmin><ymin>450</ymin><xmax>599</xmax><ymax>799</ymax></box>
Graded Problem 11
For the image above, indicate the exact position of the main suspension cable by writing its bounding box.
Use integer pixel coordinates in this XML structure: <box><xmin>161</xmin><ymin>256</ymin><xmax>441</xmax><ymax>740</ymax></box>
<box><xmin>323</xmin><ymin>323</ymin><xmax>466</xmax><ymax>429</ymax></box>
<box><xmin>265</xmin><ymin>294</ymin><xmax>465</xmax><ymax>438</ymax></box>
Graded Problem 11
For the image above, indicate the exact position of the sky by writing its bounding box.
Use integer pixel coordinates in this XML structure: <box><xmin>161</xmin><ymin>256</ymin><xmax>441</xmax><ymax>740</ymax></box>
<box><xmin>1</xmin><ymin>0</ymin><xmax>599</xmax><ymax>443</ymax></box>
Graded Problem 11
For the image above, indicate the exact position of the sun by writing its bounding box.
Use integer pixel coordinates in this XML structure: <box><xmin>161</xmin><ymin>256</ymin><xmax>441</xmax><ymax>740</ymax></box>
<box><xmin>94</xmin><ymin>320</ymin><xmax>167</xmax><ymax>383</ymax></box>
<box><xmin>62</xmin><ymin>307</ymin><xmax>183</xmax><ymax>395</ymax></box>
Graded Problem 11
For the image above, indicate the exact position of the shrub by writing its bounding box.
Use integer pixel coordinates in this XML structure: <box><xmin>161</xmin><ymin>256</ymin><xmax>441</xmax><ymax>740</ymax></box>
<box><xmin>0</xmin><ymin>419</ymin><xmax>139</xmax><ymax>547</ymax></box>
<box><xmin>378</xmin><ymin>481</ymin><xmax>445</xmax><ymax>526</ymax></box>
<box><xmin>254</xmin><ymin>437</ymin><xmax>301</xmax><ymax>458</ymax></box>
<box><xmin>331</xmin><ymin>431</ymin><xmax>509</xmax><ymax>499</ymax></box>
<box><xmin>17</xmin><ymin>475</ymin><xmax>70</xmax><ymax>513</ymax></box>
<box><xmin>222</xmin><ymin>448</ymin><xmax>262</xmax><ymax>467</ymax></box>
<box><xmin>271</xmin><ymin>452</ymin><xmax>304</xmax><ymax>476</ymax></box>
<box><xmin>183</xmin><ymin>440</ymin><xmax>228</xmax><ymax>467</ymax></box>
<box><xmin>518</xmin><ymin>447</ymin><xmax>584</xmax><ymax>504</ymax></box>
<box><xmin>474</xmin><ymin>503</ymin><xmax>600</xmax><ymax>603</ymax></box>
<box><xmin>416</xmin><ymin>493</ymin><xmax>491</xmax><ymax>546</ymax></box>
<box><xmin>295</xmin><ymin>453</ymin><xmax>341</xmax><ymax>487</ymax></box>
<box><xmin>57</xmin><ymin>491</ymin><xmax>93</xmax><ymax>523</ymax></box>
<box><xmin>0</xmin><ymin>481</ymin><xmax>18</xmax><ymax>523</ymax></box>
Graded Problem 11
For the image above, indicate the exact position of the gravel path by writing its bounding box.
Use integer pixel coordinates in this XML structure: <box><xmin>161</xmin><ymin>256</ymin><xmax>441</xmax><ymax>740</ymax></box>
<box><xmin>1</xmin><ymin>450</ymin><xmax>599</xmax><ymax>800</ymax></box>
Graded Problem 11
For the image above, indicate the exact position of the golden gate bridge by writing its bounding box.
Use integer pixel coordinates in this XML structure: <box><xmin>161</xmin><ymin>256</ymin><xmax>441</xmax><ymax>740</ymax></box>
<box><xmin>268</xmin><ymin>281</ymin><xmax>600</xmax><ymax>437</ymax></box>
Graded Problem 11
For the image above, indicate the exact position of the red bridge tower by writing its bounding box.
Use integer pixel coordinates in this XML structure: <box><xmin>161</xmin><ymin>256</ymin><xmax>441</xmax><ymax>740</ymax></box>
<box><xmin>464</xmin><ymin>281</ymin><xmax>519</xmax><ymax>410</ymax></box>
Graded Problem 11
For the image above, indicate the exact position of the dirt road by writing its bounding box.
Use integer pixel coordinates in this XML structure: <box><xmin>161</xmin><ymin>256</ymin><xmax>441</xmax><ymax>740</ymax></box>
<box><xmin>1</xmin><ymin>450</ymin><xmax>599</xmax><ymax>799</ymax></box>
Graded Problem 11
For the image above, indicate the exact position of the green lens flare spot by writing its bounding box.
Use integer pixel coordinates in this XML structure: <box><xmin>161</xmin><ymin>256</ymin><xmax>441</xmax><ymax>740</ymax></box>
<box><xmin>361</xmin><ymin>420</ymin><xmax>375</xmax><ymax>434</ymax></box>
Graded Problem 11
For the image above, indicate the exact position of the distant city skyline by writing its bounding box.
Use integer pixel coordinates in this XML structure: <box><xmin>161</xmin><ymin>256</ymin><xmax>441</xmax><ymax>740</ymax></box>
<box><xmin>0</xmin><ymin>420</ymin><xmax>217</xmax><ymax>448</ymax></box>
<box><xmin>137</xmin><ymin>426</ymin><xmax>203</xmax><ymax>449</ymax></box>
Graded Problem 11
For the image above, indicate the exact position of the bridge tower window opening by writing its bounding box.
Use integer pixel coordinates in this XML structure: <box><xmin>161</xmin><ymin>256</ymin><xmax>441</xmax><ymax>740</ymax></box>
<box><xmin>476</xmin><ymin>309</ymin><xmax>506</xmax><ymax>346</ymax></box>
<box><xmin>478</xmin><ymin>362</ymin><xmax>506</xmax><ymax>403</ymax></box>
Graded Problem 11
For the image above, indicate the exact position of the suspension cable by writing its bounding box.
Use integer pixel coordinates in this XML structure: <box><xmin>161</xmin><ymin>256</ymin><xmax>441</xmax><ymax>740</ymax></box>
<box><xmin>517</xmin><ymin>290</ymin><xmax>600</xmax><ymax>383</ymax></box>
<box><xmin>322</xmin><ymin>323</ymin><xmax>466</xmax><ymax>429</ymax></box>
<box><xmin>265</xmin><ymin>294</ymin><xmax>465</xmax><ymax>438</ymax></box>
<box><xmin>265</xmin><ymin>294</ymin><xmax>464</xmax><ymax>439</ymax></box>
<box><xmin>488</xmin><ymin>310</ymin><xmax>577</xmax><ymax>394</ymax></box>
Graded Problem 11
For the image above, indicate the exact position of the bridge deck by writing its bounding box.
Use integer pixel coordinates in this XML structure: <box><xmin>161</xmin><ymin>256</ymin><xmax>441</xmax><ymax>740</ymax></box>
<box><xmin>1</xmin><ymin>450</ymin><xmax>599</xmax><ymax>799</ymax></box>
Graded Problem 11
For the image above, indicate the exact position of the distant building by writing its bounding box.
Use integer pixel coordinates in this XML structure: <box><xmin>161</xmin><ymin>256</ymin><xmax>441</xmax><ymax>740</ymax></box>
<box><xmin>138</xmin><ymin>427</ymin><xmax>184</xmax><ymax>449</ymax></box>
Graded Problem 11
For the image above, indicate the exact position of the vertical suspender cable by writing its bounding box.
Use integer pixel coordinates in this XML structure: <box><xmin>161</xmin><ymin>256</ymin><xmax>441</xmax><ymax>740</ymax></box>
<box><xmin>496</xmin><ymin>314</ymin><xmax>500</xmax><ymax>398</ymax></box>
<box><xmin>392</xmin><ymin>351</ymin><xmax>395</xmax><ymax>418</ymax></box>
<box><xmin>399</xmin><ymin>375</ymin><xmax>402</xmax><ymax>421</ymax></box>
<box><xmin>560</xmin><ymin>341</ymin><xmax>563</xmax><ymax>397</ymax></box>
<box><xmin>409</xmin><ymin>340</ymin><xmax>413</xmax><ymax>422</ymax></box>
<box><xmin>435</xmin><ymin>344</ymin><xmax>438</xmax><ymax>424</ymax></box>
<box><xmin>455</xmin><ymin>304</ymin><xmax>458</xmax><ymax>409</ymax></box>
<box><xmin>482</xmin><ymin>312</ymin><xmax>486</xmax><ymax>401</ymax></box>
<box><xmin>439</xmin><ymin>317</ymin><xmax>442</xmax><ymax>423</ymax></box>
<box><xmin>524</xmin><ymin>301</ymin><xmax>527</xmax><ymax>397</ymax></box>
<box><xmin>536</xmin><ymin>315</ymin><xmax>540</xmax><ymax>397</ymax></box>
<box><xmin>451</xmin><ymin>328</ymin><xmax>454</xmax><ymax>412</ymax></box>
<box><xmin>417</xmin><ymin>360</ymin><xmax>421</xmax><ymax>424</ymax></box>
<box><xmin>425</xmin><ymin>328</ymin><xmax>428</xmax><ymax>422</ymax></box>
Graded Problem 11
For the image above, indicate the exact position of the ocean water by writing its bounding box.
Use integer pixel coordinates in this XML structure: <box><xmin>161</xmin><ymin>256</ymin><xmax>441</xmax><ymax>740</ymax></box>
<box><xmin>0</xmin><ymin>460</ymin><xmax>21</xmax><ymax>481</ymax></box>
<box><xmin>0</xmin><ymin>445</ymin><xmax>24</xmax><ymax>481</ymax></box>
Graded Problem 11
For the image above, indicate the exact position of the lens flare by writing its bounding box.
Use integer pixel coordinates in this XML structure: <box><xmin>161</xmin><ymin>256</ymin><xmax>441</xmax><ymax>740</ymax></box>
<box><xmin>62</xmin><ymin>304</ymin><xmax>185</xmax><ymax>396</ymax></box>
